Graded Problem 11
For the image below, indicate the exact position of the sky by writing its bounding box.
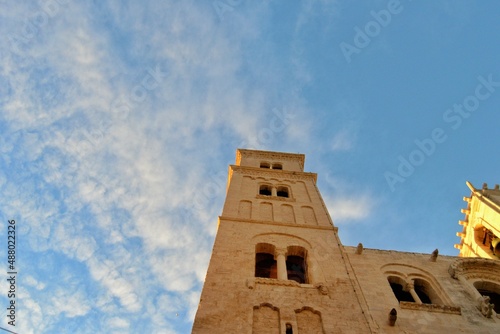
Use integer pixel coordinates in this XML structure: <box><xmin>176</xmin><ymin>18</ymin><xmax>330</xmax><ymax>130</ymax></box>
<box><xmin>0</xmin><ymin>0</ymin><xmax>499</xmax><ymax>333</ymax></box>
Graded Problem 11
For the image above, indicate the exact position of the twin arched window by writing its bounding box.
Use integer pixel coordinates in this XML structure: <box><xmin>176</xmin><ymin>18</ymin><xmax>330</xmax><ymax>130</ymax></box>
<box><xmin>255</xmin><ymin>243</ymin><xmax>308</xmax><ymax>284</ymax></box>
<box><xmin>387</xmin><ymin>275</ymin><xmax>442</xmax><ymax>305</ymax></box>
<box><xmin>259</xmin><ymin>184</ymin><xmax>290</xmax><ymax>198</ymax></box>
<box><xmin>260</xmin><ymin>162</ymin><xmax>283</xmax><ymax>170</ymax></box>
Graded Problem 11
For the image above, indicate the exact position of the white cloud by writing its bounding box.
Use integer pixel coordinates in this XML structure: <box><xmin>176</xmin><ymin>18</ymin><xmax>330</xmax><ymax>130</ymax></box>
<box><xmin>325</xmin><ymin>194</ymin><xmax>374</xmax><ymax>223</ymax></box>
<box><xmin>0</xmin><ymin>1</ymin><xmax>326</xmax><ymax>332</ymax></box>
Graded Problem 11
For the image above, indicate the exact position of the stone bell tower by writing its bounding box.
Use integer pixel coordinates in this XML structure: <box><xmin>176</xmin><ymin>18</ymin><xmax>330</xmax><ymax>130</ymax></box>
<box><xmin>192</xmin><ymin>149</ymin><xmax>374</xmax><ymax>333</ymax></box>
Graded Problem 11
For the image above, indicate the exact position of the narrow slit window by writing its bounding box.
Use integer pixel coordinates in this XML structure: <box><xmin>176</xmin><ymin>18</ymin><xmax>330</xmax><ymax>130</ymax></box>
<box><xmin>259</xmin><ymin>185</ymin><xmax>272</xmax><ymax>196</ymax></box>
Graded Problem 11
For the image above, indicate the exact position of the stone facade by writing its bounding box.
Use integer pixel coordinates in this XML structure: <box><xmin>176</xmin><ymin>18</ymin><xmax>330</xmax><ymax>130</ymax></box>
<box><xmin>192</xmin><ymin>149</ymin><xmax>500</xmax><ymax>333</ymax></box>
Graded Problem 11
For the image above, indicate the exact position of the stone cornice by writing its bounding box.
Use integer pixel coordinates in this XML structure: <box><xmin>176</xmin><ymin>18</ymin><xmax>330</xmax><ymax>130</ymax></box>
<box><xmin>466</xmin><ymin>181</ymin><xmax>500</xmax><ymax>213</ymax></box>
<box><xmin>449</xmin><ymin>258</ymin><xmax>500</xmax><ymax>279</ymax></box>
<box><xmin>219</xmin><ymin>216</ymin><xmax>337</xmax><ymax>231</ymax></box>
<box><xmin>230</xmin><ymin>165</ymin><xmax>317</xmax><ymax>183</ymax></box>
<box><xmin>236</xmin><ymin>149</ymin><xmax>305</xmax><ymax>170</ymax></box>
<box><xmin>400</xmin><ymin>301</ymin><xmax>461</xmax><ymax>315</ymax></box>
<box><xmin>255</xmin><ymin>194</ymin><xmax>296</xmax><ymax>202</ymax></box>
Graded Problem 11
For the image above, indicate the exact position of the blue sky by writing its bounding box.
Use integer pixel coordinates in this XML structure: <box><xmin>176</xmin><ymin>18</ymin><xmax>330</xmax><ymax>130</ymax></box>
<box><xmin>0</xmin><ymin>0</ymin><xmax>499</xmax><ymax>333</ymax></box>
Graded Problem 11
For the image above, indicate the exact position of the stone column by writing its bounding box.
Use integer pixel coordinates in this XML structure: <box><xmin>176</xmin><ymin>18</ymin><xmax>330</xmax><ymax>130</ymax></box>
<box><xmin>276</xmin><ymin>248</ymin><xmax>288</xmax><ymax>280</ymax></box>
<box><xmin>406</xmin><ymin>281</ymin><xmax>422</xmax><ymax>304</ymax></box>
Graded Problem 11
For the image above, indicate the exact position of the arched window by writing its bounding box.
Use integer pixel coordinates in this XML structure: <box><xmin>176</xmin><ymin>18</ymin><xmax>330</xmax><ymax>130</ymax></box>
<box><xmin>388</xmin><ymin>276</ymin><xmax>414</xmax><ymax>302</ymax></box>
<box><xmin>259</xmin><ymin>185</ymin><xmax>272</xmax><ymax>196</ymax></box>
<box><xmin>413</xmin><ymin>278</ymin><xmax>442</xmax><ymax>304</ymax></box>
<box><xmin>287</xmin><ymin>246</ymin><xmax>308</xmax><ymax>284</ymax></box>
<box><xmin>277</xmin><ymin>186</ymin><xmax>289</xmax><ymax>198</ymax></box>
<box><xmin>260</xmin><ymin>162</ymin><xmax>270</xmax><ymax>168</ymax></box>
<box><xmin>255</xmin><ymin>243</ymin><xmax>277</xmax><ymax>279</ymax></box>
<box><xmin>285</xmin><ymin>323</ymin><xmax>293</xmax><ymax>334</ymax></box>
<box><xmin>474</xmin><ymin>281</ymin><xmax>500</xmax><ymax>313</ymax></box>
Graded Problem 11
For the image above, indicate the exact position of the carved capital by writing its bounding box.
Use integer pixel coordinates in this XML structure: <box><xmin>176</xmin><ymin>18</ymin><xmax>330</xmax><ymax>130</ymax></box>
<box><xmin>314</xmin><ymin>282</ymin><xmax>329</xmax><ymax>295</ymax></box>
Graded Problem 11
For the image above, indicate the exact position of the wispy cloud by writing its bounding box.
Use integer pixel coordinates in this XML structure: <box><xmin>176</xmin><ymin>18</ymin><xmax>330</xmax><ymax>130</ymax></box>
<box><xmin>324</xmin><ymin>194</ymin><xmax>374</xmax><ymax>222</ymax></box>
<box><xmin>0</xmin><ymin>1</ymin><xmax>321</xmax><ymax>332</ymax></box>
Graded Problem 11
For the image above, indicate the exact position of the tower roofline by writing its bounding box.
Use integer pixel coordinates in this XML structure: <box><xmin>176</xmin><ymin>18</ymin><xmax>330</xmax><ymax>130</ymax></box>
<box><xmin>236</xmin><ymin>148</ymin><xmax>306</xmax><ymax>170</ymax></box>
<box><xmin>465</xmin><ymin>181</ymin><xmax>500</xmax><ymax>210</ymax></box>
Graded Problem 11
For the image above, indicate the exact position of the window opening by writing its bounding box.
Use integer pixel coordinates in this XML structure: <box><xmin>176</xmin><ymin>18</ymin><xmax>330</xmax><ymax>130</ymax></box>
<box><xmin>388</xmin><ymin>277</ymin><xmax>414</xmax><ymax>302</ymax></box>
<box><xmin>285</xmin><ymin>323</ymin><xmax>293</xmax><ymax>334</ymax></box>
<box><xmin>477</xmin><ymin>289</ymin><xmax>500</xmax><ymax>313</ymax></box>
<box><xmin>255</xmin><ymin>253</ymin><xmax>277</xmax><ymax>279</ymax></box>
<box><xmin>277</xmin><ymin>186</ymin><xmax>289</xmax><ymax>198</ymax></box>
<box><xmin>414</xmin><ymin>284</ymin><xmax>432</xmax><ymax>304</ymax></box>
<box><xmin>260</xmin><ymin>162</ymin><xmax>270</xmax><ymax>168</ymax></box>
<box><xmin>259</xmin><ymin>185</ymin><xmax>272</xmax><ymax>196</ymax></box>
<box><xmin>474</xmin><ymin>281</ymin><xmax>500</xmax><ymax>314</ymax></box>
<box><xmin>286</xmin><ymin>255</ymin><xmax>307</xmax><ymax>283</ymax></box>
<box><xmin>272</xmin><ymin>163</ymin><xmax>283</xmax><ymax>170</ymax></box>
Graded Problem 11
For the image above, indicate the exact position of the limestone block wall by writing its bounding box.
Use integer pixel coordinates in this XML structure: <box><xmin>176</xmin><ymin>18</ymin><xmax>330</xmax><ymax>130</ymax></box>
<box><xmin>192</xmin><ymin>219</ymin><xmax>372</xmax><ymax>333</ymax></box>
<box><xmin>345</xmin><ymin>247</ymin><xmax>500</xmax><ymax>333</ymax></box>
<box><xmin>222</xmin><ymin>167</ymin><xmax>331</xmax><ymax>228</ymax></box>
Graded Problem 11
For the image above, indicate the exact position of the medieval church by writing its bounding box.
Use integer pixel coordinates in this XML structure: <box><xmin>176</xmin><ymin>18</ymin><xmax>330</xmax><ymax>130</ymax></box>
<box><xmin>192</xmin><ymin>149</ymin><xmax>500</xmax><ymax>333</ymax></box>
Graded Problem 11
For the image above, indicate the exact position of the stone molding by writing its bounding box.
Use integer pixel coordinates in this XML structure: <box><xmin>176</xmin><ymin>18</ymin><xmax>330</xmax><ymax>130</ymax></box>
<box><xmin>256</xmin><ymin>194</ymin><xmax>296</xmax><ymax>202</ymax></box>
<box><xmin>252</xmin><ymin>277</ymin><xmax>301</xmax><ymax>287</ymax></box>
<box><xmin>231</xmin><ymin>165</ymin><xmax>317</xmax><ymax>183</ymax></box>
<box><xmin>400</xmin><ymin>302</ymin><xmax>461</xmax><ymax>315</ymax></box>
<box><xmin>219</xmin><ymin>216</ymin><xmax>338</xmax><ymax>231</ymax></box>
<box><xmin>236</xmin><ymin>149</ymin><xmax>305</xmax><ymax>169</ymax></box>
<box><xmin>449</xmin><ymin>258</ymin><xmax>500</xmax><ymax>279</ymax></box>
<box><xmin>248</xmin><ymin>278</ymin><xmax>326</xmax><ymax>293</ymax></box>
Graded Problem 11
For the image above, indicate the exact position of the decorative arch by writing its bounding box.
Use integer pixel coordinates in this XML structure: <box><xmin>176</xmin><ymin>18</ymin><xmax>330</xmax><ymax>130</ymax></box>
<box><xmin>382</xmin><ymin>263</ymin><xmax>453</xmax><ymax>306</ymax></box>
<box><xmin>238</xmin><ymin>200</ymin><xmax>252</xmax><ymax>219</ymax></box>
<box><xmin>281</xmin><ymin>204</ymin><xmax>295</xmax><ymax>223</ymax></box>
<box><xmin>252</xmin><ymin>232</ymin><xmax>312</xmax><ymax>249</ymax></box>
<box><xmin>449</xmin><ymin>258</ymin><xmax>500</xmax><ymax>317</ymax></box>
<box><xmin>294</xmin><ymin>306</ymin><xmax>324</xmax><ymax>334</ymax></box>
<box><xmin>260</xmin><ymin>202</ymin><xmax>274</xmax><ymax>221</ymax></box>
<box><xmin>301</xmin><ymin>206</ymin><xmax>317</xmax><ymax>225</ymax></box>
<box><xmin>253</xmin><ymin>303</ymin><xmax>280</xmax><ymax>334</ymax></box>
